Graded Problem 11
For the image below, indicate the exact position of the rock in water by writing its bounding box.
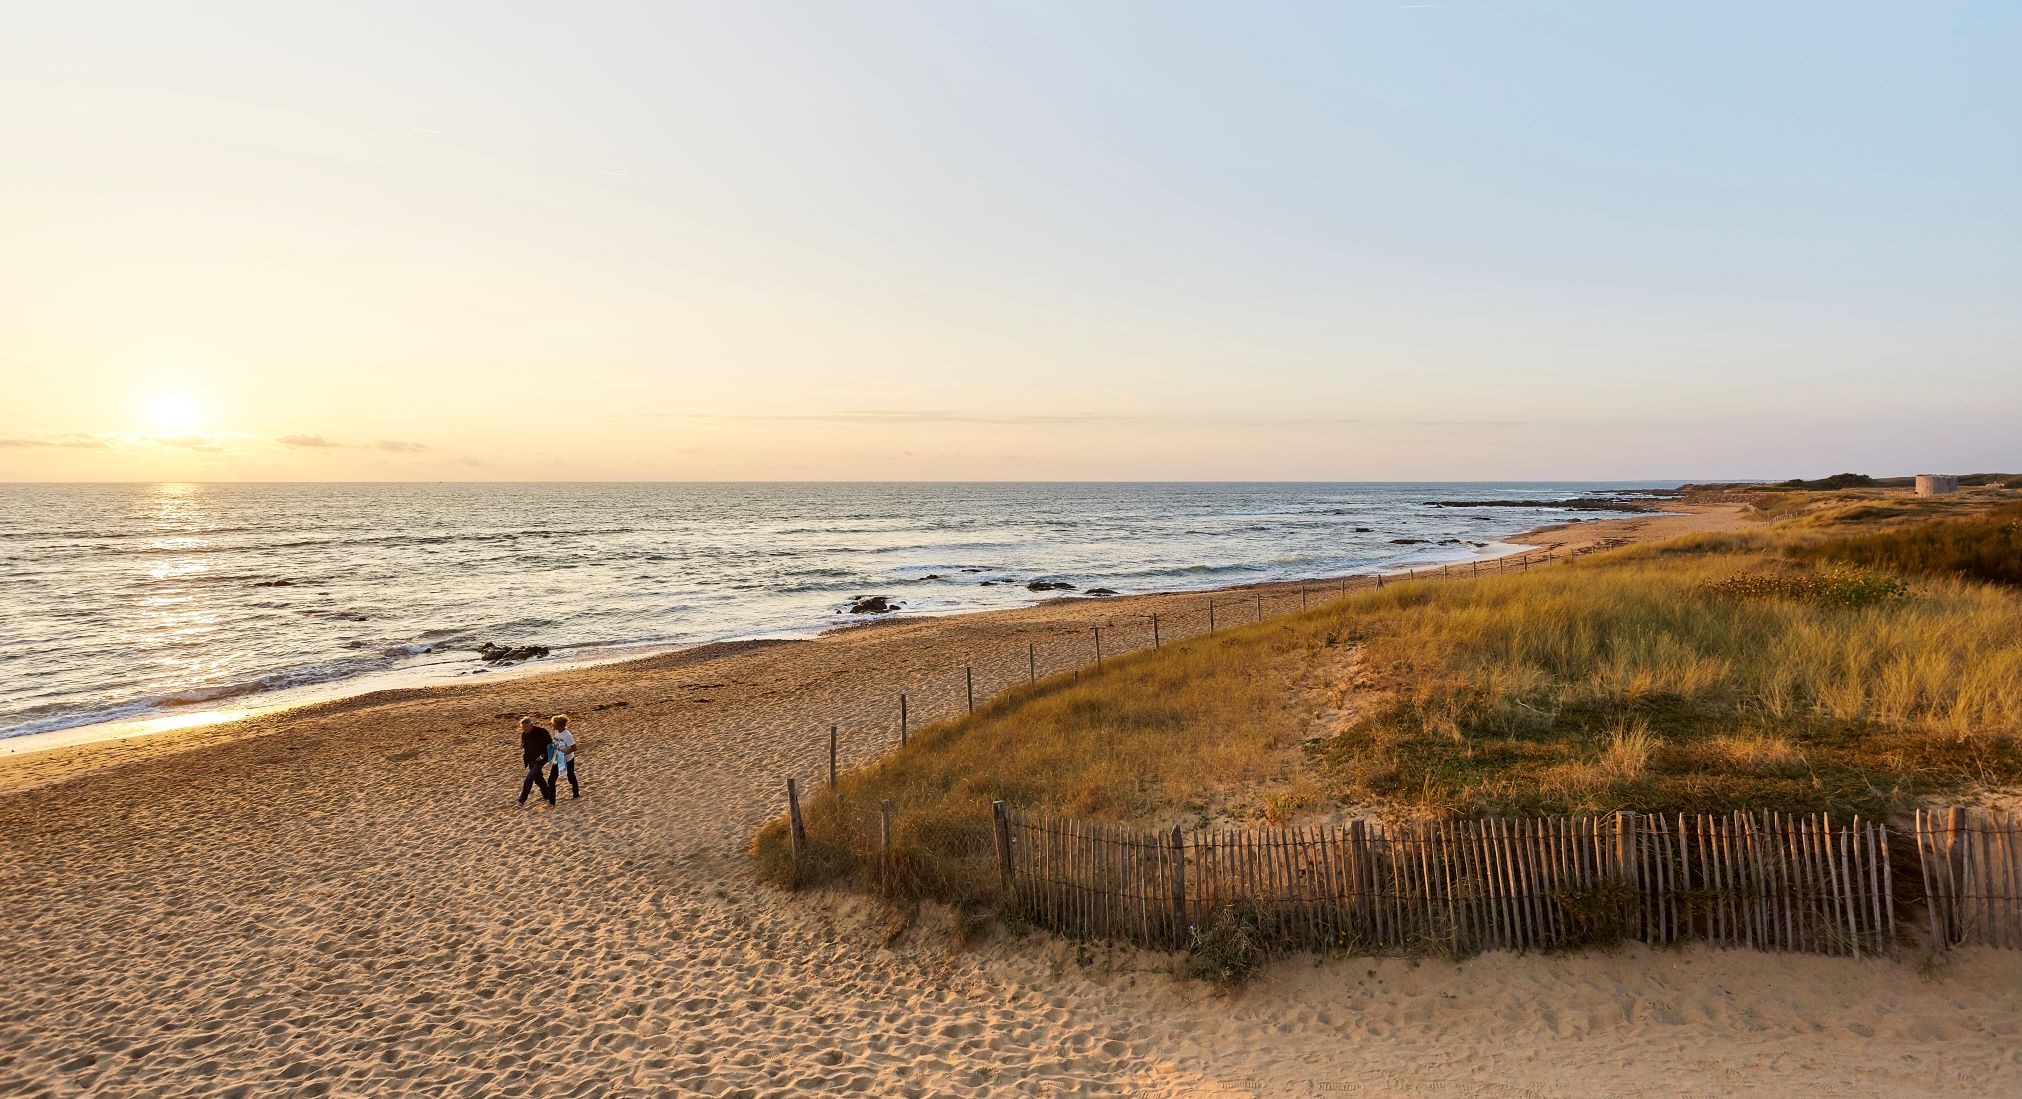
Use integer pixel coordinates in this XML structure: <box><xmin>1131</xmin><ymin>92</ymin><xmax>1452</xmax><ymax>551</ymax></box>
<box><xmin>1084</xmin><ymin>587</ymin><xmax>1120</xmax><ymax>596</ymax></box>
<box><xmin>477</xmin><ymin>642</ymin><xmax>551</xmax><ymax>664</ymax></box>
<box><xmin>848</xmin><ymin>595</ymin><xmax>900</xmax><ymax>614</ymax></box>
<box><xmin>1027</xmin><ymin>581</ymin><xmax>1077</xmax><ymax>592</ymax></box>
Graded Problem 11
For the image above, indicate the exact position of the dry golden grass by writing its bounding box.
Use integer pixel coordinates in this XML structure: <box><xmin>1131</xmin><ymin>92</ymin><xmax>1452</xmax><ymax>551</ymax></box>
<box><xmin>755</xmin><ymin>494</ymin><xmax>2022</xmax><ymax>903</ymax></box>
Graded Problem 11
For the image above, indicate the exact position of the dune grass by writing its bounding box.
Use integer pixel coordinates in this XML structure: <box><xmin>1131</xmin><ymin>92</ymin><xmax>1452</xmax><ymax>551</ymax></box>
<box><xmin>753</xmin><ymin>497</ymin><xmax>2022</xmax><ymax>905</ymax></box>
<box><xmin>1794</xmin><ymin>501</ymin><xmax>2022</xmax><ymax>587</ymax></box>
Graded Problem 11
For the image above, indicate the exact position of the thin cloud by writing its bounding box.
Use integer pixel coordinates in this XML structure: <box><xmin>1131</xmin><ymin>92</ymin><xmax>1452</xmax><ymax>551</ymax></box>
<box><xmin>665</xmin><ymin>409</ymin><xmax>1523</xmax><ymax>430</ymax></box>
<box><xmin>155</xmin><ymin>435</ymin><xmax>223</xmax><ymax>452</ymax></box>
<box><xmin>0</xmin><ymin>433</ymin><xmax>108</xmax><ymax>449</ymax></box>
<box><xmin>278</xmin><ymin>434</ymin><xmax>429</xmax><ymax>453</ymax></box>
<box><xmin>672</xmin><ymin>410</ymin><xmax>1122</xmax><ymax>427</ymax></box>
<box><xmin>278</xmin><ymin>434</ymin><xmax>340</xmax><ymax>448</ymax></box>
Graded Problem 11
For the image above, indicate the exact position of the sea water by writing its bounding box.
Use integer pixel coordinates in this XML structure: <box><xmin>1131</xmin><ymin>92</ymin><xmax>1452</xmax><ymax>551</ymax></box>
<box><xmin>0</xmin><ymin>481</ymin><xmax>1672</xmax><ymax>739</ymax></box>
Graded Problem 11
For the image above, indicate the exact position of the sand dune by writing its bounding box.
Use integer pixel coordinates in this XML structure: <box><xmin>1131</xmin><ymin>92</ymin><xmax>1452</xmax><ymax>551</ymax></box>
<box><xmin>8</xmin><ymin>505</ymin><xmax>2022</xmax><ymax>1096</ymax></box>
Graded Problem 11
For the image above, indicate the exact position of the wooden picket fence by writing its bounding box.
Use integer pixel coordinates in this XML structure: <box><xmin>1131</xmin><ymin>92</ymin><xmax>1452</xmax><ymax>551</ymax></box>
<box><xmin>999</xmin><ymin>809</ymin><xmax>1902</xmax><ymax>956</ymax></box>
<box><xmin>1916</xmin><ymin>807</ymin><xmax>2022</xmax><ymax>949</ymax></box>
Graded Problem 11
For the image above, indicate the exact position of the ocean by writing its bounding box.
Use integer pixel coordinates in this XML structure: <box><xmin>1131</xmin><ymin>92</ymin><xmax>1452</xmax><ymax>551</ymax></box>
<box><xmin>0</xmin><ymin>481</ymin><xmax>1674</xmax><ymax>739</ymax></box>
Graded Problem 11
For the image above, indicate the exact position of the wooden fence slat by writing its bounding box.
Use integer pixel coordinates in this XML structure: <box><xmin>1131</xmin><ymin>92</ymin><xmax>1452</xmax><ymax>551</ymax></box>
<box><xmin>989</xmin><ymin>806</ymin><xmax>2022</xmax><ymax>958</ymax></box>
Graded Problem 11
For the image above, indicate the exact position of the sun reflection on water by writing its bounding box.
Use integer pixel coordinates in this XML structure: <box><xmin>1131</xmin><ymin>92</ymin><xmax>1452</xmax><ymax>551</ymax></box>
<box><xmin>129</xmin><ymin>483</ymin><xmax>234</xmax><ymax>700</ymax></box>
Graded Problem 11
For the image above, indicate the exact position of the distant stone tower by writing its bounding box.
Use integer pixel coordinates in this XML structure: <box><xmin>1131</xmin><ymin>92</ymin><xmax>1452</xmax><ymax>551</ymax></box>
<box><xmin>1915</xmin><ymin>474</ymin><xmax>1959</xmax><ymax>497</ymax></box>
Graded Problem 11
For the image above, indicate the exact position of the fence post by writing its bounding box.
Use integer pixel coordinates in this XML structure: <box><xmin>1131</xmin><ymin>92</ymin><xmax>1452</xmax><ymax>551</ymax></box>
<box><xmin>1523</xmin><ymin>554</ymin><xmax>1530</xmax><ymax>571</ymax></box>
<box><xmin>1152</xmin><ymin>613</ymin><xmax>1160</xmax><ymax>651</ymax></box>
<box><xmin>1170</xmin><ymin>825</ymin><xmax>1188</xmax><ymax>944</ymax></box>
<box><xmin>1615</xmin><ymin>810</ymin><xmax>1639</xmax><ymax>937</ymax></box>
<box><xmin>879</xmin><ymin>799</ymin><xmax>894</xmax><ymax>892</ymax></box>
<box><xmin>1208</xmin><ymin>602</ymin><xmax>1216</xmax><ymax>635</ymax></box>
<box><xmin>1375</xmin><ymin>572</ymin><xmax>1382</xmax><ymax>590</ymax></box>
<box><xmin>1350</xmin><ymin>819</ymin><xmax>1370</xmax><ymax>927</ymax></box>
<box><xmin>1255</xmin><ymin>590</ymin><xmax>1262</xmax><ymax>620</ymax></box>
<box><xmin>992</xmin><ymin>800</ymin><xmax>1014</xmax><ymax>901</ymax></box>
<box><xmin>1302</xmin><ymin>586</ymin><xmax>1308</xmax><ymax>610</ymax></box>
<box><xmin>900</xmin><ymin>693</ymin><xmax>908</xmax><ymax>746</ymax></box>
<box><xmin>966</xmin><ymin>666</ymin><xmax>974</xmax><ymax>713</ymax></box>
<box><xmin>1945</xmin><ymin>805</ymin><xmax>1967</xmax><ymax>944</ymax></box>
<box><xmin>1093</xmin><ymin>626</ymin><xmax>1102</xmax><ymax>667</ymax></box>
<box><xmin>1028</xmin><ymin>642</ymin><xmax>1036</xmax><ymax>683</ymax></box>
<box><xmin>828</xmin><ymin>724</ymin><xmax>838</xmax><ymax>789</ymax></box>
<box><xmin>786</xmin><ymin>777</ymin><xmax>805</xmax><ymax>871</ymax></box>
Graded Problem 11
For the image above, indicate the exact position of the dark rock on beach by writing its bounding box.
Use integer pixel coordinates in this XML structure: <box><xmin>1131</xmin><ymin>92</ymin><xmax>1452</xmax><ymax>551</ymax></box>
<box><xmin>848</xmin><ymin>595</ymin><xmax>900</xmax><ymax>614</ymax></box>
<box><xmin>1424</xmin><ymin>499</ymin><xmax>1657</xmax><ymax>512</ymax></box>
<box><xmin>1027</xmin><ymin>581</ymin><xmax>1077</xmax><ymax>592</ymax></box>
<box><xmin>477</xmin><ymin>642</ymin><xmax>550</xmax><ymax>664</ymax></box>
<box><xmin>1084</xmin><ymin>587</ymin><xmax>1119</xmax><ymax>596</ymax></box>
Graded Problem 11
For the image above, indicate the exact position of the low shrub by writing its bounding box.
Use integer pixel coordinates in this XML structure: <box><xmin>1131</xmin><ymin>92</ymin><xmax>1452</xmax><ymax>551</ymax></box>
<box><xmin>1181</xmin><ymin>900</ymin><xmax>1269</xmax><ymax>988</ymax></box>
<box><xmin>1703</xmin><ymin>565</ymin><xmax>1907</xmax><ymax>608</ymax></box>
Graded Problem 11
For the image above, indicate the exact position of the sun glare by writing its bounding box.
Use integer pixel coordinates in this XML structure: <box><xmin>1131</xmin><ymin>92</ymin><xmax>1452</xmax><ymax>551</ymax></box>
<box><xmin>148</xmin><ymin>394</ymin><xmax>202</xmax><ymax>435</ymax></box>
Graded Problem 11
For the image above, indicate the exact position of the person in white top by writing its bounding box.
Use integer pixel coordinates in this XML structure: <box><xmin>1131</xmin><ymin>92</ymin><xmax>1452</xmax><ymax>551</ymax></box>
<box><xmin>547</xmin><ymin>714</ymin><xmax>581</xmax><ymax>799</ymax></box>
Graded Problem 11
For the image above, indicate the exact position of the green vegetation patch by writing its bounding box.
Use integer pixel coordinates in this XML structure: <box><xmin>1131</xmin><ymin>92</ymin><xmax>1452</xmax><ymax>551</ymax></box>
<box><xmin>1794</xmin><ymin>502</ymin><xmax>2022</xmax><ymax>587</ymax></box>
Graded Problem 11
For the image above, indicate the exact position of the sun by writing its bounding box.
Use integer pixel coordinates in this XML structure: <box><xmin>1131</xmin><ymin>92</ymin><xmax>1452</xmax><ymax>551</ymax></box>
<box><xmin>148</xmin><ymin>394</ymin><xmax>202</xmax><ymax>434</ymax></box>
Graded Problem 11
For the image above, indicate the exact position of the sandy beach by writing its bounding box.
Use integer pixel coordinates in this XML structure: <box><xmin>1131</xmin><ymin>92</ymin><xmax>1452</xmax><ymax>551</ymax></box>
<box><xmin>9</xmin><ymin>501</ymin><xmax>2022</xmax><ymax>1098</ymax></box>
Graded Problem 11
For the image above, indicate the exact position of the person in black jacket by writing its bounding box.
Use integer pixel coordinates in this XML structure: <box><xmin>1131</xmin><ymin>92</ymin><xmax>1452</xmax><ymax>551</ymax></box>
<box><xmin>518</xmin><ymin>717</ymin><xmax>557</xmax><ymax>806</ymax></box>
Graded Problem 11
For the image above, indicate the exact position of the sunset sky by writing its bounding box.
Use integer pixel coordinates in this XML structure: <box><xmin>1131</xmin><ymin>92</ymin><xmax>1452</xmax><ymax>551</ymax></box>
<box><xmin>3</xmin><ymin>2</ymin><xmax>2017</xmax><ymax>482</ymax></box>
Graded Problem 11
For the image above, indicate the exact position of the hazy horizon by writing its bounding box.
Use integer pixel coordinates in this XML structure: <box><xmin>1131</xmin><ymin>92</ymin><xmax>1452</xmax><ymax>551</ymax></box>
<box><xmin>5</xmin><ymin>3</ymin><xmax>2017</xmax><ymax>482</ymax></box>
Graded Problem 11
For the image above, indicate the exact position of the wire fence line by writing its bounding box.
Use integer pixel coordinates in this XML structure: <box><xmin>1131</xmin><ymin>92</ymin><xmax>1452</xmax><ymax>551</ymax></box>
<box><xmin>785</xmin><ymin>799</ymin><xmax>2017</xmax><ymax>959</ymax></box>
<box><xmin>798</xmin><ymin>545</ymin><xmax>1574</xmax><ymax>793</ymax></box>
<box><xmin>1000</xmin><ymin>809</ymin><xmax>1900</xmax><ymax>957</ymax></box>
<box><xmin>1916</xmin><ymin>807</ymin><xmax>2022</xmax><ymax>949</ymax></box>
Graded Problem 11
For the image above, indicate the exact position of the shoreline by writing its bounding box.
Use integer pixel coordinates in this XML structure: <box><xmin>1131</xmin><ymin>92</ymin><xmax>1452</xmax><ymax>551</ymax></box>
<box><xmin>16</xmin><ymin>493</ymin><xmax>2022</xmax><ymax>1098</ymax></box>
<box><xmin>0</xmin><ymin>503</ymin><xmax>1641</xmax><ymax>767</ymax></box>
<box><xmin>0</xmin><ymin>503</ymin><xmax>1740</xmax><ymax>783</ymax></box>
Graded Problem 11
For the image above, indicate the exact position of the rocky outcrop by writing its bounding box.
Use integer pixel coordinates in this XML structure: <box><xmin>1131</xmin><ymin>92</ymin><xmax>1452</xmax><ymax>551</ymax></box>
<box><xmin>1425</xmin><ymin>499</ymin><xmax>1657</xmax><ymax>511</ymax></box>
<box><xmin>1084</xmin><ymin>587</ymin><xmax>1119</xmax><ymax>596</ymax></box>
<box><xmin>849</xmin><ymin>595</ymin><xmax>900</xmax><ymax>614</ymax></box>
<box><xmin>1027</xmin><ymin>581</ymin><xmax>1077</xmax><ymax>592</ymax></box>
<box><xmin>477</xmin><ymin>642</ymin><xmax>550</xmax><ymax>664</ymax></box>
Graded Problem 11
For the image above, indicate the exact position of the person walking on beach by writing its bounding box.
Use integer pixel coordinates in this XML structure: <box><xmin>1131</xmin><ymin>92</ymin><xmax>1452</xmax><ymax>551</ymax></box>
<box><xmin>547</xmin><ymin>713</ymin><xmax>581</xmax><ymax>799</ymax></box>
<box><xmin>518</xmin><ymin>717</ymin><xmax>557</xmax><ymax>806</ymax></box>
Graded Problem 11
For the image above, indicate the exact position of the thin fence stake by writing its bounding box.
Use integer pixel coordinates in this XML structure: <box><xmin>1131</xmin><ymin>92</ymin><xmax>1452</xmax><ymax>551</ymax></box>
<box><xmin>1093</xmin><ymin>626</ymin><xmax>1102</xmax><ymax>667</ymax></box>
<box><xmin>966</xmin><ymin>665</ymin><xmax>974</xmax><ymax>713</ymax></box>
<box><xmin>1028</xmin><ymin>642</ymin><xmax>1036</xmax><ymax>683</ymax></box>
<box><xmin>1152</xmin><ymin>613</ymin><xmax>1161</xmax><ymax>650</ymax></box>
<box><xmin>1208</xmin><ymin>602</ymin><xmax>1216</xmax><ymax>635</ymax></box>
<box><xmin>785</xmin><ymin>777</ymin><xmax>805</xmax><ymax>867</ymax></box>
<box><xmin>827</xmin><ymin>724</ymin><xmax>837</xmax><ymax>789</ymax></box>
<box><xmin>899</xmin><ymin>693</ymin><xmax>908</xmax><ymax>746</ymax></box>
<box><xmin>879</xmin><ymin>799</ymin><xmax>894</xmax><ymax>892</ymax></box>
<box><xmin>992</xmin><ymin>800</ymin><xmax>1014</xmax><ymax>900</ymax></box>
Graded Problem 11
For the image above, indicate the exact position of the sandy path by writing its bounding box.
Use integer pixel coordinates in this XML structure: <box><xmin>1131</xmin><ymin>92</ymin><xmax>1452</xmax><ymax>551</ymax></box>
<box><xmin>9</xmin><ymin>501</ymin><xmax>2022</xmax><ymax>1097</ymax></box>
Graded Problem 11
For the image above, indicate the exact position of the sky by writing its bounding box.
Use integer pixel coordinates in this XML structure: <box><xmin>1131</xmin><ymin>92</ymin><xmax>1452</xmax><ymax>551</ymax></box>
<box><xmin>1</xmin><ymin>1</ymin><xmax>2017</xmax><ymax>482</ymax></box>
